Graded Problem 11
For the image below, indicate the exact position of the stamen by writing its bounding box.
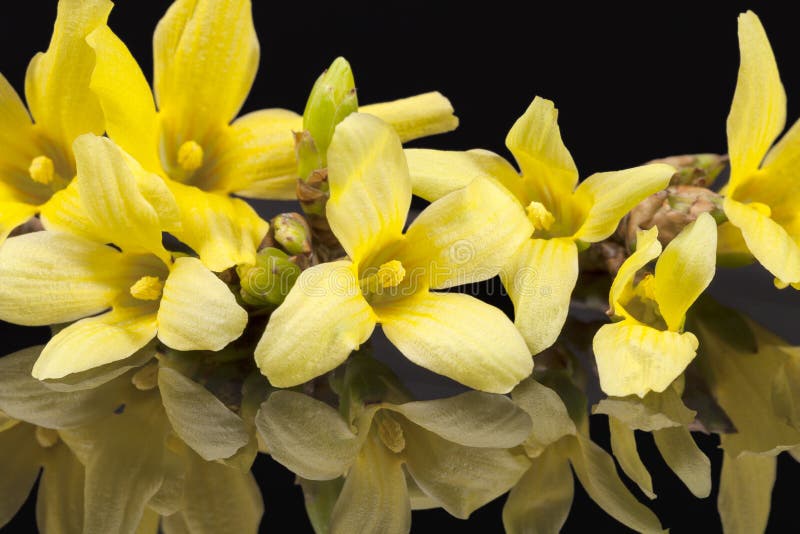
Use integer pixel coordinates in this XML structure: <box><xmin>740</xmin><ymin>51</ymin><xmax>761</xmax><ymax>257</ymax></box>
<box><xmin>525</xmin><ymin>201</ymin><xmax>555</xmax><ymax>231</ymax></box>
<box><xmin>376</xmin><ymin>412</ymin><xmax>406</xmax><ymax>453</ymax></box>
<box><xmin>28</xmin><ymin>155</ymin><xmax>55</xmax><ymax>185</ymax></box>
<box><xmin>634</xmin><ymin>273</ymin><xmax>657</xmax><ymax>302</ymax></box>
<box><xmin>35</xmin><ymin>427</ymin><xmax>60</xmax><ymax>448</ymax></box>
<box><xmin>130</xmin><ymin>276</ymin><xmax>164</xmax><ymax>301</ymax></box>
<box><xmin>360</xmin><ymin>260</ymin><xmax>406</xmax><ymax>295</ymax></box>
<box><xmin>177</xmin><ymin>140</ymin><xmax>204</xmax><ymax>172</ymax></box>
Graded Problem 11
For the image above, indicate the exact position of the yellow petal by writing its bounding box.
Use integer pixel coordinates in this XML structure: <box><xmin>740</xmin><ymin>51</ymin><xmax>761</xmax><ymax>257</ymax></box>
<box><xmin>24</xmin><ymin>0</ymin><xmax>111</xmax><ymax>155</ymax></box>
<box><xmin>505</xmin><ymin>97</ymin><xmax>579</xmax><ymax>207</ymax></box>
<box><xmin>500</xmin><ymin>237</ymin><xmax>578</xmax><ymax>355</ymax></box>
<box><xmin>0</xmin><ymin>423</ymin><xmax>43</xmax><ymax>528</ymax></box>
<box><xmin>157</xmin><ymin>257</ymin><xmax>247</xmax><ymax>351</ymax></box>
<box><xmin>254</xmin><ymin>390</ymin><xmax>360</xmax><ymax>480</ymax></box>
<box><xmin>652</xmin><ymin>426</ymin><xmax>711</xmax><ymax>498</ymax></box>
<box><xmin>502</xmin><ymin>449</ymin><xmax>574</xmax><ymax>534</ymax></box>
<box><xmin>210</xmin><ymin>109</ymin><xmax>301</xmax><ymax>198</ymax></box>
<box><xmin>36</xmin><ymin>442</ymin><xmax>86</xmax><ymax>534</ymax></box>
<box><xmin>33</xmin><ymin>304</ymin><xmax>158</xmax><ymax>380</ymax></box>
<box><xmin>716</xmin><ymin>220</ymin><xmax>754</xmax><ymax>267</ymax></box>
<box><xmin>724</xmin><ymin>196</ymin><xmax>800</xmax><ymax>284</ymax></box>
<box><xmin>326</xmin><ymin>113</ymin><xmax>410</xmax><ymax>263</ymax></box>
<box><xmin>609</xmin><ymin>226</ymin><xmax>662</xmax><ymax>316</ymax></box>
<box><xmin>73</xmin><ymin>134</ymin><xmax>172</xmax><ymax>259</ymax></box>
<box><xmin>593</xmin><ymin>321</ymin><xmax>698</xmax><ymax>398</ymax></box>
<box><xmin>329</xmin><ymin>437</ymin><xmax>410</xmax><ymax>534</ymax></box>
<box><xmin>401</xmin><ymin>177</ymin><xmax>533</xmax><ymax>289</ymax></box>
<box><xmin>727</xmin><ymin>11</ymin><xmax>786</xmax><ymax>190</ymax></box>
<box><xmin>654</xmin><ymin>212</ymin><xmax>717</xmax><ymax>331</ymax></box>
<box><xmin>718</xmin><ymin>446</ymin><xmax>776</xmax><ymax>534</ymax></box>
<box><xmin>376</xmin><ymin>291</ymin><xmax>532</xmax><ymax>394</ymax></box>
<box><xmin>593</xmin><ymin>386</ymin><xmax>695</xmax><ymax>432</ymax></box>
<box><xmin>0</xmin><ymin>201</ymin><xmax>38</xmax><ymax>244</ymax></box>
<box><xmin>158</xmin><ymin>367</ymin><xmax>249</xmax><ymax>460</ymax></box>
<box><xmin>154</xmin><ymin>0</ymin><xmax>258</xmax><ymax>146</ymax></box>
<box><xmin>0</xmin><ymin>231</ymin><xmax>123</xmax><ymax>326</ymax></box>
<box><xmin>86</xmin><ymin>25</ymin><xmax>161</xmax><ymax>173</ymax></box>
<box><xmin>255</xmin><ymin>261</ymin><xmax>376</xmax><ymax>387</ymax></box>
<box><xmin>608</xmin><ymin>417</ymin><xmax>655</xmax><ymax>499</ymax></box>
<box><xmin>573</xmin><ymin>164</ymin><xmax>673</xmax><ymax>242</ymax></box>
<box><xmin>360</xmin><ymin>91</ymin><xmax>458</xmax><ymax>143</ymax></box>
<box><xmin>510</xmin><ymin>378</ymin><xmax>577</xmax><ymax>456</ymax></box>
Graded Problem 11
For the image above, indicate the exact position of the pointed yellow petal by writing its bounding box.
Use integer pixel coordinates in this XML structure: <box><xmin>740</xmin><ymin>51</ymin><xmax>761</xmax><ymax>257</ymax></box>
<box><xmin>502</xmin><ymin>450</ymin><xmax>574</xmax><ymax>534</ymax></box>
<box><xmin>727</xmin><ymin>11</ymin><xmax>786</xmax><ymax>189</ymax></box>
<box><xmin>608</xmin><ymin>417</ymin><xmax>655</xmax><ymax>499</ymax></box>
<box><xmin>86</xmin><ymin>25</ymin><xmax>161</xmax><ymax>173</ymax></box>
<box><xmin>254</xmin><ymin>390</ymin><xmax>360</xmax><ymax>480</ymax></box>
<box><xmin>0</xmin><ymin>231</ymin><xmax>123</xmax><ymax>325</ymax></box>
<box><xmin>0</xmin><ymin>201</ymin><xmax>38</xmax><ymax>244</ymax></box>
<box><xmin>360</xmin><ymin>91</ymin><xmax>458</xmax><ymax>143</ymax></box>
<box><xmin>500</xmin><ymin>237</ymin><xmax>578</xmax><ymax>355</ymax></box>
<box><xmin>718</xmin><ymin>447</ymin><xmax>776</xmax><ymax>534</ymax></box>
<box><xmin>158</xmin><ymin>367</ymin><xmax>249</xmax><ymax>460</ymax></box>
<box><xmin>38</xmin><ymin>180</ymin><xmax>104</xmax><ymax>243</ymax></box>
<box><xmin>652</xmin><ymin>426</ymin><xmax>711</xmax><ymax>498</ymax></box>
<box><xmin>0</xmin><ymin>423</ymin><xmax>43</xmax><ymax>528</ymax></box>
<box><xmin>405</xmin><ymin>148</ymin><xmax>527</xmax><ymax>203</ymax></box>
<box><xmin>154</xmin><ymin>0</ymin><xmax>258</xmax><ymax>145</ymax></box>
<box><xmin>165</xmin><ymin>181</ymin><xmax>269</xmax><ymax>271</ymax></box>
<box><xmin>255</xmin><ymin>261</ymin><xmax>376</xmax><ymax>387</ymax></box>
<box><xmin>211</xmin><ymin>109</ymin><xmax>301</xmax><ymax>198</ymax></box>
<box><xmin>401</xmin><ymin>177</ymin><xmax>533</xmax><ymax>289</ymax></box>
<box><xmin>157</xmin><ymin>257</ymin><xmax>247</xmax><ymax>351</ymax></box>
<box><xmin>24</xmin><ymin>0</ymin><xmax>111</xmax><ymax>154</ymax></box>
<box><xmin>594</xmin><ymin>321</ymin><xmax>698</xmax><ymax>398</ymax></box>
<box><xmin>505</xmin><ymin>97</ymin><xmax>579</xmax><ymax>207</ymax></box>
<box><xmin>724</xmin><ymin>197</ymin><xmax>800</xmax><ymax>284</ymax></box>
<box><xmin>376</xmin><ymin>291</ymin><xmax>532</xmax><ymax>394</ymax></box>
<box><xmin>329</xmin><ymin>438</ymin><xmax>410</xmax><ymax>534</ymax></box>
<box><xmin>33</xmin><ymin>305</ymin><xmax>158</xmax><ymax>380</ymax></box>
<box><xmin>609</xmin><ymin>227</ymin><xmax>662</xmax><ymax>315</ymax></box>
<box><xmin>326</xmin><ymin>113</ymin><xmax>410</xmax><ymax>263</ymax></box>
<box><xmin>654</xmin><ymin>212</ymin><xmax>717</xmax><ymax>331</ymax></box>
<box><xmin>573</xmin><ymin>164</ymin><xmax>673</xmax><ymax>242</ymax></box>
<box><xmin>36</xmin><ymin>443</ymin><xmax>85</xmax><ymax>534</ymax></box>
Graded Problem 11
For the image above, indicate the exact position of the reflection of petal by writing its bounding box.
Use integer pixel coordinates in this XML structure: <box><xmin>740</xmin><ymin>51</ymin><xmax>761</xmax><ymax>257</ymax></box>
<box><xmin>0</xmin><ymin>423</ymin><xmax>43</xmax><ymax>527</ymax></box>
<box><xmin>36</xmin><ymin>442</ymin><xmax>86</xmax><ymax>533</ymax></box>
<box><xmin>652</xmin><ymin>426</ymin><xmax>711</xmax><ymax>498</ymax></box>
<box><xmin>718</xmin><ymin>443</ymin><xmax>776</xmax><ymax>534</ymax></box>
<box><xmin>608</xmin><ymin>417</ymin><xmax>655</xmax><ymax>499</ymax></box>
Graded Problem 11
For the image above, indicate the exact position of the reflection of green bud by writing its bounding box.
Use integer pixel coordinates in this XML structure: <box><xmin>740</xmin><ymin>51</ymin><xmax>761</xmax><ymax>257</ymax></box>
<box><xmin>302</xmin><ymin>57</ymin><xmax>358</xmax><ymax>170</ymax></box>
<box><xmin>272</xmin><ymin>213</ymin><xmax>311</xmax><ymax>256</ymax></box>
<box><xmin>237</xmin><ymin>248</ymin><xmax>301</xmax><ymax>307</ymax></box>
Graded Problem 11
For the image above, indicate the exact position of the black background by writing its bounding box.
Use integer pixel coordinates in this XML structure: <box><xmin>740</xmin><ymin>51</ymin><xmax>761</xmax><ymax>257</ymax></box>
<box><xmin>2</xmin><ymin>1</ymin><xmax>800</xmax><ymax>532</ymax></box>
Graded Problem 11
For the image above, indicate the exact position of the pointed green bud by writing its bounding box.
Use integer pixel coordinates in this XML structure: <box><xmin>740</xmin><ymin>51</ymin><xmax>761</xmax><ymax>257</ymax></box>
<box><xmin>271</xmin><ymin>213</ymin><xmax>312</xmax><ymax>256</ymax></box>
<box><xmin>237</xmin><ymin>248</ymin><xmax>301</xmax><ymax>307</ymax></box>
<box><xmin>302</xmin><ymin>57</ymin><xmax>358</xmax><ymax>169</ymax></box>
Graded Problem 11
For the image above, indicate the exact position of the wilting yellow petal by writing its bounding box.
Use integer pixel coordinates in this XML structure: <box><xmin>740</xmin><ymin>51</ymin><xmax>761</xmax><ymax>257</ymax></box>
<box><xmin>718</xmin><ymin>446</ymin><xmax>776</xmax><ymax>534</ymax></box>
<box><xmin>727</xmin><ymin>11</ymin><xmax>786</xmax><ymax>190</ymax></box>
<box><xmin>608</xmin><ymin>417</ymin><xmax>656</xmax><ymax>499</ymax></box>
<box><xmin>165</xmin><ymin>181</ymin><xmax>268</xmax><ymax>271</ymax></box>
<box><xmin>502</xmin><ymin>449</ymin><xmax>574</xmax><ymax>534</ymax></box>
<box><xmin>573</xmin><ymin>164</ymin><xmax>673</xmax><ymax>242</ymax></box>
<box><xmin>608</xmin><ymin>226</ymin><xmax>662</xmax><ymax>317</ymax></box>
<box><xmin>158</xmin><ymin>367</ymin><xmax>249</xmax><ymax>460</ymax></box>
<box><xmin>33</xmin><ymin>304</ymin><xmax>158</xmax><ymax>380</ymax></box>
<box><xmin>505</xmin><ymin>97</ymin><xmax>579</xmax><ymax>207</ymax></box>
<box><xmin>652</xmin><ymin>426</ymin><xmax>711</xmax><ymax>498</ymax></box>
<box><xmin>0</xmin><ymin>423</ymin><xmax>44</xmax><ymax>528</ymax></box>
<box><xmin>24</xmin><ymin>0</ymin><xmax>111</xmax><ymax>155</ymax></box>
<box><xmin>500</xmin><ymin>237</ymin><xmax>579</xmax><ymax>355</ymax></box>
<box><xmin>360</xmin><ymin>92</ymin><xmax>458</xmax><ymax>143</ymax></box>
<box><xmin>594</xmin><ymin>321</ymin><xmax>698</xmax><ymax>398</ymax></box>
<box><xmin>0</xmin><ymin>231</ymin><xmax>123</xmax><ymax>325</ymax></box>
<box><xmin>654</xmin><ymin>212</ymin><xmax>717</xmax><ymax>331</ymax></box>
<box><xmin>157</xmin><ymin>257</ymin><xmax>247</xmax><ymax>351</ymax></box>
<box><xmin>36</xmin><ymin>442</ymin><xmax>85</xmax><ymax>534</ymax></box>
<box><xmin>154</xmin><ymin>0</ymin><xmax>258</xmax><ymax>150</ymax></box>
<box><xmin>210</xmin><ymin>109</ymin><xmax>301</xmax><ymax>198</ymax></box>
<box><xmin>329</xmin><ymin>436</ymin><xmax>410</xmax><ymax>534</ymax></box>
<box><xmin>255</xmin><ymin>391</ymin><xmax>361</xmax><ymax>480</ymax></box>
<box><xmin>86</xmin><ymin>25</ymin><xmax>161</xmax><ymax>173</ymax></box>
<box><xmin>376</xmin><ymin>291</ymin><xmax>532</xmax><ymax>394</ymax></box>
<box><xmin>326</xmin><ymin>113</ymin><xmax>410</xmax><ymax>263</ymax></box>
<box><xmin>0</xmin><ymin>201</ymin><xmax>38</xmax><ymax>243</ymax></box>
<box><xmin>401</xmin><ymin>177</ymin><xmax>532</xmax><ymax>289</ymax></box>
<box><xmin>255</xmin><ymin>261</ymin><xmax>376</xmax><ymax>387</ymax></box>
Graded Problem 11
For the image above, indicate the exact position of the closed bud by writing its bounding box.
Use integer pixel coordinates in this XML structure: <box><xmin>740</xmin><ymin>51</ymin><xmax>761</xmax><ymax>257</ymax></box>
<box><xmin>237</xmin><ymin>247</ymin><xmax>301</xmax><ymax>307</ymax></box>
<box><xmin>271</xmin><ymin>213</ymin><xmax>312</xmax><ymax>256</ymax></box>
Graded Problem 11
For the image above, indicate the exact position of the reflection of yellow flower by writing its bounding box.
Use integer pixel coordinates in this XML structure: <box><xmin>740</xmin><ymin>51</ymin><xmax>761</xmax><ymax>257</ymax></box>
<box><xmin>593</xmin><ymin>214</ymin><xmax>717</xmax><ymax>397</ymax></box>
<box><xmin>256</xmin><ymin>113</ymin><xmax>534</xmax><ymax>393</ymax></box>
<box><xmin>720</xmin><ymin>11</ymin><xmax>800</xmax><ymax>288</ymax></box>
<box><xmin>405</xmin><ymin>97</ymin><xmax>674</xmax><ymax>355</ymax></box>
<box><xmin>0</xmin><ymin>0</ymin><xmax>111</xmax><ymax>243</ymax></box>
<box><xmin>0</xmin><ymin>135</ymin><xmax>247</xmax><ymax>379</ymax></box>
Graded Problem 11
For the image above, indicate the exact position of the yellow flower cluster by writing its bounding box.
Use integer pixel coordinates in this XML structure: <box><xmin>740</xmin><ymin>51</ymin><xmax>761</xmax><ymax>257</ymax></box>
<box><xmin>0</xmin><ymin>2</ymin><xmax>798</xmax><ymax>533</ymax></box>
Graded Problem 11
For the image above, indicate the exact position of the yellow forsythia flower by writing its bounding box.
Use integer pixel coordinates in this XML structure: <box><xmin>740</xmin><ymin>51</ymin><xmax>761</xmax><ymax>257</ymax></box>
<box><xmin>593</xmin><ymin>213</ymin><xmax>717</xmax><ymax>397</ymax></box>
<box><xmin>0</xmin><ymin>0</ymin><xmax>111</xmax><ymax>243</ymax></box>
<box><xmin>721</xmin><ymin>11</ymin><xmax>800</xmax><ymax>288</ymax></box>
<box><xmin>405</xmin><ymin>97</ymin><xmax>674</xmax><ymax>354</ymax></box>
<box><xmin>256</xmin><ymin>113</ymin><xmax>534</xmax><ymax>393</ymax></box>
<box><xmin>0</xmin><ymin>135</ymin><xmax>247</xmax><ymax>379</ymax></box>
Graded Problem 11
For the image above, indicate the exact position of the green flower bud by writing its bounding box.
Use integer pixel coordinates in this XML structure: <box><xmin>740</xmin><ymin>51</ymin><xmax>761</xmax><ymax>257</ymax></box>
<box><xmin>271</xmin><ymin>213</ymin><xmax>312</xmax><ymax>256</ymax></box>
<box><xmin>237</xmin><ymin>248</ymin><xmax>301</xmax><ymax>307</ymax></box>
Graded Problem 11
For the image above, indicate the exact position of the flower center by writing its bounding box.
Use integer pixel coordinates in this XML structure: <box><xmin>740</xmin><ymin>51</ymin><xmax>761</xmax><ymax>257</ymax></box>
<box><xmin>360</xmin><ymin>260</ymin><xmax>406</xmax><ymax>295</ymax></box>
<box><xmin>177</xmin><ymin>140</ymin><xmax>204</xmax><ymax>172</ymax></box>
<box><xmin>376</xmin><ymin>412</ymin><xmax>406</xmax><ymax>453</ymax></box>
<box><xmin>28</xmin><ymin>155</ymin><xmax>56</xmax><ymax>186</ymax></box>
<box><xmin>35</xmin><ymin>427</ymin><xmax>60</xmax><ymax>448</ymax></box>
<box><xmin>525</xmin><ymin>201</ymin><xmax>555</xmax><ymax>231</ymax></box>
<box><xmin>130</xmin><ymin>276</ymin><xmax>164</xmax><ymax>301</ymax></box>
